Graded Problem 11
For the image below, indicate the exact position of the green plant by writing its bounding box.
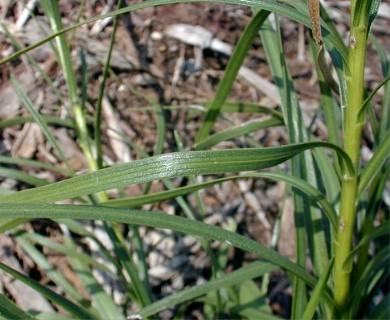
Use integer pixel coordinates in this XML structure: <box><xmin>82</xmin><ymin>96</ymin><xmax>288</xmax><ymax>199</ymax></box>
<box><xmin>0</xmin><ymin>0</ymin><xmax>388</xmax><ymax>319</ymax></box>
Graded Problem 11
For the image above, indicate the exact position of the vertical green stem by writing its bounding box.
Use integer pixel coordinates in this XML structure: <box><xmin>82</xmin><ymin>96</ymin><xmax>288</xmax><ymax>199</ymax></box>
<box><xmin>333</xmin><ymin>1</ymin><xmax>370</xmax><ymax>315</ymax></box>
<box><xmin>41</xmin><ymin>0</ymin><xmax>97</xmax><ymax>173</ymax></box>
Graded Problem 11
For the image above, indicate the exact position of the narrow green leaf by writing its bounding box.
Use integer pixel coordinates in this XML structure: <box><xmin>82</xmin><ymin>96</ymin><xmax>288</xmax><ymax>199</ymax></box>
<box><xmin>358</xmin><ymin>74</ymin><xmax>390</xmax><ymax>123</ymax></box>
<box><xmin>40</xmin><ymin>0</ymin><xmax>96</xmax><ymax>174</ymax></box>
<box><xmin>358</xmin><ymin>130</ymin><xmax>390</xmax><ymax>195</ymax></box>
<box><xmin>312</xmin><ymin>148</ymin><xmax>341</xmax><ymax>211</ymax></box>
<box><xmin>369</xmin><ymin>34</ymin><xmax>390</xmax><ymax>140</ymax></box>
<box><xmin>0</xmin><ymin>116</ymin><xmax>73</xmax><ymax>129</ymax></box>
<box><xmin>0</xmin><ymin>262</ymin><xmax>96</xmax><ymax>319</ymax></box>
<box><xmin>310</xmin><ymin>38</ymin><xmax>342</xmax><ymax>151</ymax></box>
<box><xmin>0</xmin><ymin>294</ymin><xmax>37</xmax><ymax>320</ymax></box>
<box><xmin>30</xmin><ymin>312</ymin><xmax>72</xmax><ymax>320</ymax></box>
<box><xmin>0</xmin><ymin>203</ymin><xmax>336</xmax><ymax>309</ymax></box>
<box><xmin>104</xmin><ymin>225</ymin><xmax>153</xmax><ymax>307</ymax></box>
<box><xmin>0</xmin><ymin>155</ymin><xmax>69</xmax><ymax>176</ymax></box>
<box><xmin>302</xmin><ymin>258</ymin><xmax>334</xmax><ymax>320</ymax></box>
<box><xmin>195</xmin><ymin>9</ymin><xmax>270</xmax><ymax>142</ymax></box>
<box><xmin>368</xmin><ymin>1</ymin><xmax>381</xmax><ymax>31</ymax></box>
<box><xmin>102</xmin><ymin>171</ymin><xmax>338</xmax><ymax>231</ymax></box>
<box><xmin>16</xmin><ymin>234</ymin><xmax>94</xmax><ymax>309</ymax></box>
<box><xmin>0</xmin><ymin>218</ymin><xmax>29</xmax><ymax>233</ymax></box>
<box><xmin>194</xmin><ymin>117</ymin><xmax>282</xmax><ymax>150</ymax></box>
<box><xmin>317</xmin><ymin>1</ymin><xmax>349</xmax><ymax>120</ymax></box>
<box><xmin>0</xmin><ymin>142</ymin><xmax>354</xmax><ymax>204</ymax></box>
<box><xmin>231</xmin><ymin>282</ymin><xmax>276</xmax><ymax>319</ymax></box>
<box><xmin>199</xmin><ymin>101</ymin><xmax>284</xmax><ymax>118</ymax></box>
<box><xmin>23</xmin><ymin>232</ymin><xmax>113</xmax><ymax>274</ymax></box>
<box><xmin>0</xmin><ymin>19</ymin><xmax>65</xmax><ymax>107</ymax></box>
<box><xmin>0</xmin><ymin>167</ymin><xmax>48</xmax><ymax>187</ymax></box>
<box><xmin>260</xmin><ymin>14</ymin><xmax>309</xmax><ymax>318</ymax></box>
<box><xmin>138</xmin><ymin>262</ymin><xmax>277</xmax><ymax>318</ymax></box>
<box><xmin>94</xmin><ymin>0</ymin><xmax>122</xmax><ymax>169</ymax></box>
<box><xmin>348</xmin><ymin>247</ymin><xmax>389</xmax><ymax>319</ymax></box>
<box><xmin>62</xmin><ymin>237</ymin><xmax>125</xmax><ymax>320</ymax></box>
<box><xmin>11</xmin><ymin>75</ymin><xmax>74</xmax><ymax>175</ymax></box>
<box><xmin>54</xmin><ymin>219</ymin><xmax>121</xmax><ymax>270</ymax></box>
<box><xmin>344</xmin><ymin>221</ymin><xmax>390</xmax><ymax>271</ymax></box>
<box><xmin>351</xmin><ymin>0</ymin><xmax>380</xmax><ymax>34</ymax></box>
<box><xmin>39</xmin><ymin>0</ymin><xmax>78</xmax><ymax>107</ymax></box>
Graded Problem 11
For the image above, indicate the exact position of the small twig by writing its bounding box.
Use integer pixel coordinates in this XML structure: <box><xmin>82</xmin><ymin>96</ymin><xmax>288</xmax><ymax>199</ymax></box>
<box><xmin>172</xmin><ymin>43</ymin><xmax>186</xmax><ymax>96</ymax></box>
<box><xmin>16</xmin><ymin>0</ymin><xmax>38</xmax><ymax>28</ymax></box>
<box><xmin>89</xmin><ymin>0</ymin><xmax>114</xmax><ymax>36</ymax></box>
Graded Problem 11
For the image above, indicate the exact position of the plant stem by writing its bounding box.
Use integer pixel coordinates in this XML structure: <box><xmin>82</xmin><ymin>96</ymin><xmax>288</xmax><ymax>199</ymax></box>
<box><xmin>333</xmin><ymin>1</ymin><xmax>370</xmax><ymax>315</ymax></box>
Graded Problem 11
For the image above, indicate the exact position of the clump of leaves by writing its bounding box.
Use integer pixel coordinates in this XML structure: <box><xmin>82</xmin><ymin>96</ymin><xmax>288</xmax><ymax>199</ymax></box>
<box><xmin>0</xmin><ymin>0</ymin><xmax>388</xmax><ymax>319</ymax></box>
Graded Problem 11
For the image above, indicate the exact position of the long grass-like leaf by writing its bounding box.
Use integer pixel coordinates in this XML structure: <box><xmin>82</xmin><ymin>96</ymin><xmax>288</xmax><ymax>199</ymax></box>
<box><xmin>54</xmin><ymin>219</ymin><xmax>121</xmax><ymax>270</ymax></box>
<box><xmin>187</xmin><ymin>101</ymin><xmax>284</xmax><ymax>122</ymax></box>
<box><xmin>39</xmin><ymin>1</ymin><xmax>77</xmax><ymax>106</ymax></box>
<box><xmin>104</xmin><ymin>225</ymin><xmax>153</xmax><ymax>308</ymax></box>
<box><xmin>40</xmin><ymin>0</ymin><xmax>97</xmax><ymax>174</ymax></box>
<box><xmin>312</xmin><ymin>148</ymin><xmax>341</xmax><ymax>210</ymax></box>
<box><xmin>203</xmin><ymin>101</ymin><xmax>284</xmax><ymax>117</ymax></box>
<box><xmin>348</xmin><ymin>247</ymin><xmax>390</xmax><ymax>319</ymax></box>
<box><xmin>194</xmin><ymin>117</ymin><xmax>282</xmax><ymax>150</ymax></box>
<box><xmin>358</xmin><ymin>129</ymin><xmax>390</xmax><ymax>196</ymax></box>
<box><xmin>0</xmin><ymin>218</ymin><xmax>29</xmax><ymax>233</ymax></box>
<box><xmin>344</xmin><ymin>221</ymin><xmax>390</xmax><ymax>271</ymax></box>
<box><xmin>11</xmin><ymin>75</ymin><xmax>74</xmax><ymax>176</ymax></box>
<box><xmin>260</xmin><ymin>14</ymin><xmax>310</xmax><ymax>318</ymax></box>
<box><xmin>62</xmin><ymin>237</ymin><xmax>125</xmax><ymax>320</ymax></box>
<box><xmin>0</xmin><ymin>142</ymin><xmax>354</xmax><ymax>204</ymax></box>
<box><xmin>137</xmin><ymin>261</ymin><xmax>277</xmax><ymax>318</ymax></box>
<box><xmin>358</xmin><ymin>74</ymin><xmax>390</xmax><ymax>124</ymax></box>
<box><xmin>195</xmin><ymin>9</ymin><xmax>270</xmax><ymax>142</ymax></box>
<box><xmin>29</xmin><ymin>312</ymin><xmax>72</xmax><ymax>320</ymax></box>
<box><xmin>94</xmin><ymin>0</ymin><xmax>122</xmax><ymax>169</ymax></box>
<box><xmin>22</xmin><ymin>232</ymin><xmax>113</xmax><ymax>274</ymax></box>
<box><xmin>369</xmin><ymin>34</ymin><xmax>390</xmax><ymax>140</ymax></box>
<box><xmin>102</xmin><ymin>171</ymin><xmax>338</xmax><ymax>231</ymax></box>
<box><xmin>0</xmin><ymin>155</ymin><xmax>69</xmax><ymax>176</ymax></box>
<box><xmin>0</xmin><ymin>167</ymin><xmax>48</xmax><ymax>187</ymax></box>
<box><xmin>16</xmin><ymin>234</ymin><xmax>94</xmax><ymax>308</ymax></box>
<box><xmin>0</xmin><ymin>294</ymin><xmax>37</xmax><ymax>320</ymax></box>
<box><xmin>310</xmin><ymin>39</ymin><xmax>342</xmax><ymax>184</ymax></box>
<box><xmin>0</xmin><ymin>262</ymin><xmax>96</xmax><ymax>319</ymax></box>
<box><xmin>0</xmin><ymin>202</ymin><xmax>337</xmax><ymax>309</ymax></box>
<box><xmin>0</xmin><ymin>116</ymin><xmax>73</xmax><ymax>129</ymax></box>
<box><xmin>302</xmin><ymin>258</ymin><xmax>334</xmax><ymax>320</ymax></box>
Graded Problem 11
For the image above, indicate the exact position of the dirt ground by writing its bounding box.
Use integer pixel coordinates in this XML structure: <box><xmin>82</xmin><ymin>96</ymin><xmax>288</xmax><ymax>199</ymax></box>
<box><xmin>0</xmin><ymin>0</ymin><xmax>389</xmax><ymax>318</ymax></box>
